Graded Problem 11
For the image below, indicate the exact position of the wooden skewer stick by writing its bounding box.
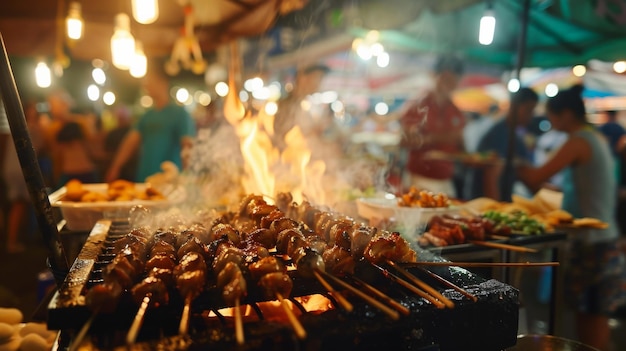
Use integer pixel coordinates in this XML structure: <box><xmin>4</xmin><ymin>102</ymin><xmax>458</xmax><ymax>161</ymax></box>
<box><xmin>319</xmin><ymin>270</ymin><xmax>400</xmax><ymax>320</ymax></box>
<box><xmin>468</xmin><ymin>240</ymin><xmax>537</xmax><ymax>253</ymax></box>
<box><xmin>179</xmin><ymin>295</ymin><xmax>191</xmax><ymax>336</ymax></box>
<box><xmin>127</xmin><ymin>295</ymin><xmax>151</xmax><ymax>345</ymax></box>
<box><xmin>405</xmin><ymin>261</ymin><xmax>559</xmax><ymax>268</ymax></box>
<box><xmin>486</xmin><ymin>234</ymin><xmax>509</xmax><ymax>240</ymax></box>
<box><xmin>234</xmin><ymin>298</ymin><xmax>245</xmax><ymax>345</ymax></box>
<box><xmin>350</xmin><ymin>275</ymin><xmax>411</xmax><ymax>316</ymax></box>
<box><xmin>386</xmin><ymin>260</ymin><xmax>455</xmax><ymax>309</ymax></box>
<box><xmin>276</xmin><ymin>292</ymin><xmax>307</xmax><ymax>339</ymax></box>
<box><xmin>69</xmin><ymin>308</ymin><xmax>99</xmax><ymax>351</ymax></box>
<box><xmin>313</xmin><ymin>270</ymin><xmax>353</xmax><ymax>312</ymax></box>
<box><xmin>371</xmin><ymin>263</ymin><xmax>446</xmax><ymax>309</ymax></box>
<box><xmin>416</xmin><ymin>267</ymin><xmax>478</xmax><ymax>302</ymax></box>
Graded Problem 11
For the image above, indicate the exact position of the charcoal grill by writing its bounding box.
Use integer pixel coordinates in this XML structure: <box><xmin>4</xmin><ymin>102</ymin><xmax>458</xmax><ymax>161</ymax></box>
<box><xmin>48</xmin><ymin>220</ymin><xmax>519</xmax><ymax>351</ymax></box>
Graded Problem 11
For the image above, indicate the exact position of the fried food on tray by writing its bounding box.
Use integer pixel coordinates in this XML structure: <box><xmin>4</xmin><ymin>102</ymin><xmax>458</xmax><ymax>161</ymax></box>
<box><xmin>60</xmin><ymin>179</ymin><xmax>165</xmax><ymax>202</ymax></box>
<box><xmin>64</xmin><ymin>179</ymin><xmax>88</xmax><ymax>201</ymax></box>
<box><xmin>397</xmin><ymin>186</ymin><xmax>450</xmax><ymax>208</ymax></box>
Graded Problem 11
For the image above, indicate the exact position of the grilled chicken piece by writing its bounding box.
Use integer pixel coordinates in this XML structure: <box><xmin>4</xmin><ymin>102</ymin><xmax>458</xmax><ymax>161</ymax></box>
<box><xmin>276</xmin><ymin>228</ymin><xmax>303</xmax><ymax>254</ymax></box>
<box><xmin>364</xmin><ymin>232</ymin><xmax>417</xmax><ymax>264</ymax></box>
<box><xmin>350</xmin><ymin>225</ymin><xmax>374</xmax><ymax>259</ymax></box>
<box><xmin>211</xmin><ymin>223</ymin><xmax>241</xmax><ymax>246</ymax></box>
<box><xmin>147</xmin><ymin>267</ymin><xmax>174</xmax><ymax>287</ymax></box>
<box><xmin>151</xmin><ymin>229</ymin><xmax>178</xmax><ymax>247</ymax></box>
<box><xmin>176</xmin><ymin>269</ymin><xmax>206</xmax><ymax>299</ymax></box>
<box><xmin>177</xmin><ymin>236</ymin><xmax>208</xmax><ymax>260</ymax></box>
<box><xmin>245</xmin><ymin>228</ymin><xmax>276</xmax><ymax>249</ymax></box>
<box><xmin>217</xmin><ymin>262</ymin><xmax>247</xmax><ymax>306</ymax></box>
<box><xmin>293</xmin><ymin>246</ymin><xmax>325</xmax><ymax>278</ymax></box>
<box><xmin>322</xmin><ymin>245</ymin><xmax>356</xmax><ymax>275</ymax></box>
<box><xmin>248</xmin><ymin>256</ymin><xmax>285</xmax><ymax>281</ymax></box>
<box><xmin>241</xmin><ymin>240</ymin><xmax>270</xmax><ymax>264</ymax></box>
<box><xmin>85</xmin><ymin>282</ymin><xmax>123</xmax><ymax>313</ymax></box>
<box><xmin>174</xmin><ymin>252</ymin><xmax>207</xmax><ymax>276</ymax></box>
<box><xmin>259</xmin><ymin>272</ymin><xmax>293</xmax><ymax>299</ymax></box>
<box><xmin>150</xmin><ymin>240</ymin><xmax>176</xmax><ymax>259</ymax></box>
<box><xmin>259</xmin><ymin>209</ymin><xmax>284</xmax><ymax>229</ymax></box>
<box><xmin>145</xmin><ymin>253</ymin><xmax>176</xmax><ymax>272</ymax></box>
<box><xmin>213</xmin><ymin>246</ymin><xmax>245</xmax><ymax>273</ymax></box>
<box><xmin>131</xmin><ymin>276</ymin><xmax>169</xmax><ymax>307</ymax></box>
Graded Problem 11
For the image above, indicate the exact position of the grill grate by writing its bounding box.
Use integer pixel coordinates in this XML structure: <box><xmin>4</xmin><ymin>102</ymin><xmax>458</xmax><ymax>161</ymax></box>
<box><xmin>48</xmin><ymin>220</ymin><xmax>520</xmax><ymax>351</ymax></box>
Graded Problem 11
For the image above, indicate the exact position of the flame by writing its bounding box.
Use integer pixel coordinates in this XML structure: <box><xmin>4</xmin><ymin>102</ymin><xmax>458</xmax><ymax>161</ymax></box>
<box><xmin>205</xmin><ymin>294</ymin><xmax>334</xmax><ymax>324</ymax></box>
<box><xmin>223</xmin><ymin>41</ymin><xmax>326</xmax><ymax>204</ymax></box>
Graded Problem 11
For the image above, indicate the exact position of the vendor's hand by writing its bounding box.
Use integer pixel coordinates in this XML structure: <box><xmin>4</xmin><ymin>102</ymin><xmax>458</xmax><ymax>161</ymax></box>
<box><xmin>105</xmin><ymin>166</ymin><xmax>120</xmax><ymax>183</ymax></box>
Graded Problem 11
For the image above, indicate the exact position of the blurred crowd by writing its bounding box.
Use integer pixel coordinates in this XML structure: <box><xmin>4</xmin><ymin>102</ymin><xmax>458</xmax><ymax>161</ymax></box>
<box><xmin>1</xmin><ymin>54</ymin><xmax>626</xmax><ymax>350</ymax></box>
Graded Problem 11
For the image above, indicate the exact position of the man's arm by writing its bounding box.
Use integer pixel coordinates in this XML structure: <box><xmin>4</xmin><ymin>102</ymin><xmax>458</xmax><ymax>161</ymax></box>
<box><xmin>105</xmin><ymin>130</ymin><xmax>141</xmax><ymax>182</ymax></box>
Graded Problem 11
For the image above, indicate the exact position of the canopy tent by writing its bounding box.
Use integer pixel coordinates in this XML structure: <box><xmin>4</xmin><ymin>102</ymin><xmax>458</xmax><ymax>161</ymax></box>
<box><xmin>347</xmin><ymin>0</ymin><xmax>626</xmax><ymax>69</ymax></box>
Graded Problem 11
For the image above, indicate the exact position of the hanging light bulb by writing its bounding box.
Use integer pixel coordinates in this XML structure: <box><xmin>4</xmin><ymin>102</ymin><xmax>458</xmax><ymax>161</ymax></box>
<box><xmin>35</xmin><ymin>61</ymin><xmax>52</xmax><ymax>88</ymax></box>
<box><xmin>66</xmin><ymin>2</ymin><xmax>84</xmax><ymax>40</ymax></box>
<box><xmin>132</xmin><ymin>0</ymin><xmax>159</xmax><ymax>24</ymax></box>
<box><xmin>479</xmin><ymin>4</ymin><xmax>496</xmax><ymax>45</ymax></box>
<box><xmin>130</xmin><ymin>41</ymin><xmax>147</xmax><ymax>78</ymax></box>
<box><xmin>111</xmin><ymin>13</ymin><xmax>136</xmax><ymax>70</ymax></box>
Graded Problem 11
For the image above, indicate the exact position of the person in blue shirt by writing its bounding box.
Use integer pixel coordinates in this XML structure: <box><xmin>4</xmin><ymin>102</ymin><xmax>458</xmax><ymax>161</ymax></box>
<box><xmin>599</xmin><ymin>110</ymin><xmax>625</xmax><ymax>158</ymax></box>
<box><xmin>106</xmin><ymin>66</ymin><xmax>196</xmax><ymax>182</ymax></box>
<box><xmin>465</xmin><ymin>87</ymin><xmax>538</xmax><ymax>201</ymax></box>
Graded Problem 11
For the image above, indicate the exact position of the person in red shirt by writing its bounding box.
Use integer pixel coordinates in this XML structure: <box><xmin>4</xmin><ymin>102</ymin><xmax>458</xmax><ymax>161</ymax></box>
<box><xmin>399</xmin><ymin>55</ymin><xmax>466</xmax><ymax>196</ymax></box>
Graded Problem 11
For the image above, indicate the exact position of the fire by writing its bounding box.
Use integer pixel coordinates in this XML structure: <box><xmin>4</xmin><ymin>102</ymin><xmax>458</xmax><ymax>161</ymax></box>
<box><xmin>205</xmin><ymin>294</ymin><xmax>334</xmax><ymax>324</ymax></box>
<box><xmin>223</xmin><ymin>43</ymin><xmax>326</xmax><ymax>204</ymax></box>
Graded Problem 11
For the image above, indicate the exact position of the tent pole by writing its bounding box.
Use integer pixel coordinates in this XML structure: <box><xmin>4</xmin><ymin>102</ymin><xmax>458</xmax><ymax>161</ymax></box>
<box><xmin>502</xmin><ymin>0</ymin><xmax>531</xmax><ymax>201</ymax></box>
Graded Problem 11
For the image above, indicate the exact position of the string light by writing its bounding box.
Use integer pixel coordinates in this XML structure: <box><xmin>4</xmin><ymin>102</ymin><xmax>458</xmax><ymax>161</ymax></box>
<box><xmin>66</xmin><ymin>2</ymin><xmax>83</xmax><ymax>40</ymax></box>
<box><xmin>572</xmin><ymin>65</ymin><xmax>586</xmax><ymax>77</ymax></box>
<box><xmin>132</xmin><ymin>0</ymin><xmax>159</xmax><ymax>24</ymax></box>
<box><xmin>130</xmin><ymin>41</ymin><xmax>147</xmax><ymax>78</ymax></box>
<box><xmin>479</xmin><ymin>3</ymin><xmax>496</xmax><ymax>45</ymax></box>
<box><xmin>110</xmin><ymin>13</ymin><xmax>136</xmax><ymax>70</ymax></box>
<box><xmin>35</xmin><ymin>61</ymin><xmax>52</xmax><ymax>88</ymax></box>
<box><xmin>507</xmin><ymin>78</ymin><xmax>520</xmax><ymax>93</ymax></box>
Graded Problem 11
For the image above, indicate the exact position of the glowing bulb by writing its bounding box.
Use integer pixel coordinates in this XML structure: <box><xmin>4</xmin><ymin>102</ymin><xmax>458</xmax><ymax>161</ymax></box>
<box><xmin>132</xmin><ymin>0</ymin><xmax>159</xmax><ymax>24</ymax></box>
<box><xmin>92</xmin><ymin>67</ymin><xmax>106</xmax><ymax>85</ymax></box>
<box><xmin>320</xmin><ymin>91</ymin><xmax>338</xmax><ymax>104</ymax></box>
<box><xmin>111</xmin><ymin>13</ymin><xmax>136</xmax><ymax>70</ymax></box>
<box><xmin>140</xmin><ymin>95</ymin><xmax>153</xmax><ymax>108</ymax></box>
<box><xmin>356</xmin><ymin>43</ymin><xmax>372</xmax><ymax>60</ymax></box>
<box><xmin>377</xmin><ymin>52</ymin><xmax>390</xmax><ymax>68</ymax></box>
<box><xmin>545</xmin><ymin>83</ymin><xmax>559</xmax><ymax>97</ymax></box>
<box><xmin>239</xmin><ymin>90</ymin><xmax>249</xmax><ymax>102</ymax></box>
<box><xmin>103</xmin><ymin>91</ymin><xmax>116</xmax><ymax>105</ymax></box>
<box><xmin>130</xmin><ymin>41</ymin><xmax>147</xmax><ymax>78</ymax></box>
<box><xmin>375</xmin><ymin>102</ymin><xmax>389</xmax><ymax>115</ymax></box>
<box><xmin>331</xmin><ymin>100</ymin><xmax>344</xmax><ymax>113</ymax></box>
<box><xmin>370</xmin><ymin>43</ymin><xmax>385</xmax><ymax>56</ymax></box>
<box><xmin>614</xmin><ymin>61</ymin><xmax>626</xmax><ymax>74</ymax></box>
<box><xmin>66</xmin><ymin>2</ymin><xmax>83</xmax><ymax>40</ymax></box>
<box><xmin>366</xmin><ymin>30</ymin><xmax>380</xmax><ymax>42</ymax></box>
<box><xmin>479</xmin><ymin>9</ymin><xmax>496</xmax><ymax>45</ymax></box>
<box><xmin>244</xmin><ymin>77</ymin><xmax>264</xmax><ymax>92</ymax></box>
<box><xmin>87</xmin><ymin>84</ymin><xmax>100</xmax><ymax>101</ymax></box>
<box><xmin>175</xmin><ymin>88</ymin><xmax>190</xmax><ymax>104</ymax></box>
<box><xmin>215</xmin><ymin>81</ymin><xmax>229</xmax><ymax>97</ymax></box>
<box><xmin>572</xmin><ymin>65</ymin><xmax>586</xmax><ymax>77</ymax></box>
<box><xmin>196</xmin><ymin>91</ymin><xmax>212</xmax><ymax>106</ymax></box>
<box><xmin>252</xmin><ymin>87</ymin><xmax>270</xmax><ymax>100</ymax></box>
<box><xmin>264</xmin><ymin>101</ymin><xmax>278</xmax><ymax>115</ymax></box>
<box><xmin>35</xmin><ymin>61</ymin><xmax>51</xmax><ymax>88</ymax></box>
<box><xmin>507</xmin><ymin>78</ymin><xmax>520</xmax><ymax>93</ymax></box>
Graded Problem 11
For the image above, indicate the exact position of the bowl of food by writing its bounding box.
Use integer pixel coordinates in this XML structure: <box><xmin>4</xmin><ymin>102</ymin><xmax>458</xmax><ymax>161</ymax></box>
<box><xmin>356</xmin><ymin>188</ymin><xmax>461</xmax><ymax>241</ymax></box>
<box><xmin>49</xmin><ymin>179</ymin><xmax>185</xmax><ymax>231</ymax></box>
